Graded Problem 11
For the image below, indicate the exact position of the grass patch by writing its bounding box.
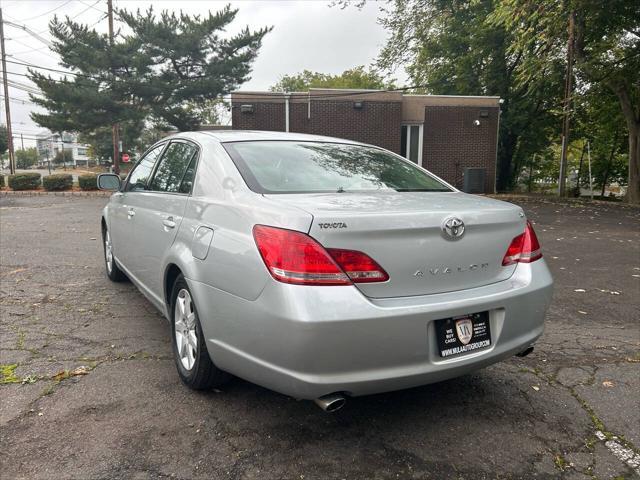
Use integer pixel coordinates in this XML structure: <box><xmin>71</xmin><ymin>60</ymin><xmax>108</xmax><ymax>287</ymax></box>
<box><xmin>0</xmin><ymin>364</ymin><xmax>20</xmax><ymax>384</ymax></box>
<box><xmin>553</xmin><ymin>454</ymin><xmax>569</xmax><ymax>471</ymax></box>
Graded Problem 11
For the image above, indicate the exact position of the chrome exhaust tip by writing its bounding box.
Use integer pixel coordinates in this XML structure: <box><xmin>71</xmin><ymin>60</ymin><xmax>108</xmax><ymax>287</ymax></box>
<box><xmin>314</xmin><ymin>393</ymin><xmax>346</xmax><ymax>412</ymax></box>
<box><xmin>516</xmin><ymin>346</ymin><xmax>534</xmax><ymax>358</ymax></box>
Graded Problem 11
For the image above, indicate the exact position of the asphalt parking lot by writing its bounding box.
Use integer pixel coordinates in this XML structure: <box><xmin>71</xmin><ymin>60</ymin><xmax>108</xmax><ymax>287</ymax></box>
<box><xmin>1</xmin><ymin>194</ymin><xmax>639</xmax><ymax>479</ymax></box>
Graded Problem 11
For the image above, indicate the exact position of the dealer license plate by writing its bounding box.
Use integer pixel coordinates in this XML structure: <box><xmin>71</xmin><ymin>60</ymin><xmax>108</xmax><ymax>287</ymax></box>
<box><xmin>435</xmin><ymin>312</ymin><xmax>491</xmax><ymax>358</ymax></box>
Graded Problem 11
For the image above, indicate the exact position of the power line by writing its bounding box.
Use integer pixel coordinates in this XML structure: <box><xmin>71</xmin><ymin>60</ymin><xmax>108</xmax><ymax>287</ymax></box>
<box><xmin>88</xmin><ymin>13</ymin><xmax>108</xmax><ymax>29</ymax></box>
<box><xmin>0</xmin><ymin>93</ymin><xmax>32</xmax><ymax>102</ymax></box>
<box><xmin>4</xmin><ymin>29</ymin><xmax>49</xmax><ymax>41</ymax></box>
<box><xmin>5</xmin><ymin>58</ymin><xmax>94</xmax><ymax>78</ymax></box>
<box><xmin>5</xmin><ymin>79</ymin><xmax>42</xmax><ymax>95</ymax></box>
<box><xmin>3</xmin><ymin>70</ymin><xmax>96</xmax><ymax>85</ymax></box>
<box><xmin>8</xmin><ymin>47</ymin><xmax>50</xmax><ymax>56</ymax></box>
<box><xmin>6</xmin><ymin>77</ymin><xmax>40</xmax><ymax>89</ymax></box>
<box><xmin>2</xmin><ymin>19</ymin><xmax>53</xmax><ymax>47</ymax></box>
<box><xmin>5</xmin><ymin>1</ymin><xmax>106</xmax><ymax>42</ymax></box>
<box><xmin>11</xmin><ymin>0</ymin><xmax>74</xmax><ymax>23</ymax></box>
<box><xmin>0</xmin><ymin>94</ymin><xmax>35</xmax><ymax>105</ymax></box>
<box><xmin>77</xmin><ymin>0</ymin><xmax>107</xmax><ymax>15</ymax></box>
<box><xmin>6</xmin><ymin>36</ymin><xmax>51</xmax><ymax>55</ymax></box>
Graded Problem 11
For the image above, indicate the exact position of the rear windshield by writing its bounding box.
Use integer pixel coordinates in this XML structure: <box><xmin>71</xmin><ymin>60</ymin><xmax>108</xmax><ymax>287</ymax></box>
<box><xmin>223</xmin><ymin>141</ymin><xmax>452</xmax><ymax>194</ymax></box>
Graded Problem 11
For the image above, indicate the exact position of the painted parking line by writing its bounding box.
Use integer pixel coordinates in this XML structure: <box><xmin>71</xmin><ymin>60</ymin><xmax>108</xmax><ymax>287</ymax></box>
<box><xmin>595</xmin><ymin>430</ymin><xmax>640</xmax><ymax>476</ymax></box>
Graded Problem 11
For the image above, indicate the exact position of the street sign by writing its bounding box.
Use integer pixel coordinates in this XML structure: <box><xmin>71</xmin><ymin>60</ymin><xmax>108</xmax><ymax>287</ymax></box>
<box><xmin>121</xmin><ymin>153</ymin><xmax>130</xmax><ymax>163</ymax></box>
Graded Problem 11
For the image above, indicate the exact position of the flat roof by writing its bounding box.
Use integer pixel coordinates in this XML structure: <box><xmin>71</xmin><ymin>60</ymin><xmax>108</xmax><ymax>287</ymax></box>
<box><xmin>231</xmin><ymin>89</ymin><xmax>501</xmax><ymax>108</ymax></box>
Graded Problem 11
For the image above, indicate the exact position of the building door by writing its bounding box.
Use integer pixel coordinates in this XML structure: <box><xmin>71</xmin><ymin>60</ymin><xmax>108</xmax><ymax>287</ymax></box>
<box><xmin>400</xmin><ymin>124</ymin><xmax>424</xmax><ymax>165</ymax></box>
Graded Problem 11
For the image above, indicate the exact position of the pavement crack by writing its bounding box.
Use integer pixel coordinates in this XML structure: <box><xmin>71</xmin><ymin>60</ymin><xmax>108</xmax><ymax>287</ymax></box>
<box><xmin>525</xmin><ymin>365</ymin><xmax>640</xmax><ymax>474</ymax></box>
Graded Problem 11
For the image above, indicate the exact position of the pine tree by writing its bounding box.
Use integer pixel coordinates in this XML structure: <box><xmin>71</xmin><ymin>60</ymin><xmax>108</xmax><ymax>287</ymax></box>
<box><xmin>30</xmin><ymin>6</ymin><xmax>271</xmax><ymax>133</ymax></box>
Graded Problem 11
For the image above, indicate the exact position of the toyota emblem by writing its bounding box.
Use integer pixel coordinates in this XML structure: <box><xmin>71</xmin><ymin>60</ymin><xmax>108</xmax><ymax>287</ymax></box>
<box><xmin>442</xmin><ymin>217</ymin><xmax>465</xmax><ymax>240</ymax></box>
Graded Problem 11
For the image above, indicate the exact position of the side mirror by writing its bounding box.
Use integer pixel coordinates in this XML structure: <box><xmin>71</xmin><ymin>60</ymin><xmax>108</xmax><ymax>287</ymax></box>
<box><xmin>97</xmin><ymin>173</ymin><xmax>122</xmax><ymax>191</ymax></box>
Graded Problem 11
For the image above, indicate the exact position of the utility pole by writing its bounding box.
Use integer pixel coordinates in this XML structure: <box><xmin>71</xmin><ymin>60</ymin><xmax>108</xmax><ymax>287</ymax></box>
<box><xmin>558</xmin><ymin>11</ymin><xmax>575</xmax><ymax>197</ymax></box>
<box><xmin>107</xmin><ymin>0</ymin><xmax>120</xmax><ymax>175</ymax></box>
<box><xmin>20</xmin><ymin>133</ymin><xmax>24</xmax><ymax>150</ymax></box>
<box><xmin>0</xmin><ymin>8</ymin><xmax>16</xmax><ymax>174</ymax></box>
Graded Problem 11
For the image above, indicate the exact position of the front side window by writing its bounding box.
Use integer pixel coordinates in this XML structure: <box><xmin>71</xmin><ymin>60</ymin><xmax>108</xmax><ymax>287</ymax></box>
<box><xmin>149</xmin><ymin>142</ymin><xmax>198</xmax><ymax>193</ymax></box>
<box><xmin>223</xmin><ymin>141</ymin><xmax>451</xmax><ymax>194</ymax></box>
<box><xmin>125</xmin><ymin>144</ymin><xmax>165</xmax><ymax>192</ymax></box>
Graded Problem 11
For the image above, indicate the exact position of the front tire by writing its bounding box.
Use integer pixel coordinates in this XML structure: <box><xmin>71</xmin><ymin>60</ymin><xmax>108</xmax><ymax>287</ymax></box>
<box><xmin>170</xmin><ymin>275</ymin><xmax>230</xmax><ymax>390</ymax></box>
<box><xmin>102</xmin><ymin>225</ymin><xmax>127</xmax><ymax>282</ymax></box>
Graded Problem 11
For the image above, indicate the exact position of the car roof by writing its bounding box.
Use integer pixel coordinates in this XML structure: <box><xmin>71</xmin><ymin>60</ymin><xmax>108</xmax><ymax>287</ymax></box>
<box><xmin>166</xmin><ymin>130</ymin><xmax>368</xmax><ymax>146</ymax></box>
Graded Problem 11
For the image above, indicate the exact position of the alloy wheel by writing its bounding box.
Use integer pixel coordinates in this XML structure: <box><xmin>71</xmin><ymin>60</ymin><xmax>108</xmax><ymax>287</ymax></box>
<box><xmin>104</xmin><ymin>230</ymin><xmax>113</xmax><ymax>273</ymax></box>
<box><xmin>174</xmin><ymin>289</ymin><xmax>198</xmax><ymax>371</ymax></box>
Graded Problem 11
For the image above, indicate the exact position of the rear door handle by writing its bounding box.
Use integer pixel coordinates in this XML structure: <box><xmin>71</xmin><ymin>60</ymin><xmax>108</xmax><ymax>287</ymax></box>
<box><xmin>162</xmin><ymin>217</ymin><xmax>176</xmax><ymax>229</ymax></box>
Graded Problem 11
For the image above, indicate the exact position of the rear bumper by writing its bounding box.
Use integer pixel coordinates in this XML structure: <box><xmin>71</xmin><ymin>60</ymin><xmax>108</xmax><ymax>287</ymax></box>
<box><xmin>189</xmin><ymin>260</ymin><xmax>553</xmax><ymax>400</ymax></box>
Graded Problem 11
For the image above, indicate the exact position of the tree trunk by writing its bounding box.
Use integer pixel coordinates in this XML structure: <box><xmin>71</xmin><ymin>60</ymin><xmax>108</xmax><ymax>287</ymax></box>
<box><xmin>497</xmin><ymin>132</ymin><xmax>518</xmax><ymax>192</ymax></box>
<box><xmin>627</xmin><ymin>125</ymin><xmax>640</xmax><ymax>203</ymax></box>
<box><xmin>611</xmin><ymin>83</ymin><xmax>640</xmax><ymax>204</ymax></box>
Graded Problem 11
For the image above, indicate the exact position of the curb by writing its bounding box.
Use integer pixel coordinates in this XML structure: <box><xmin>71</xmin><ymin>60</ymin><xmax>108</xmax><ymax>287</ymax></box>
<box><xmin>0</xmin><ymin>190</ymin><xmax>111</xmax><ymax>197</ymax></box>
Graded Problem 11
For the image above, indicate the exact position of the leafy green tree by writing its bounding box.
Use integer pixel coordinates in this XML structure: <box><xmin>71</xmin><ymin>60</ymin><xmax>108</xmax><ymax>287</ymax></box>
<box><xmin>137</xmin><ymin>123</ymin><xmax>174</xmax><ymax>151</ymax></box>
<box><xmin>339</xmin><ymin>0</ymin><xmax>564</xmax><ymax>191</ymax></box>
<box><xmin>0</xmin><ymin>124</ymin><xmax>8</xmax><ymax>156</ymax></box>
<box><xmin>491</xmin><ymin>0</ymin><xmax>640</xmax><ymax>202</ymax></box>
<box><xmin>572</xmin><ymin>86</ymin><xmax>628</xmax><ymax>197</ymax></box>
<box><xmin>78</xmin><ymin>120</ymin><xmax>145</xmax><ymax>162</ymax></box>
<box><xmin>183</xmin><ymin>98</ymin><xmax>228</xmax><ymax>126</ymax></box>
<box><xmin>53</xmin><ymin>149</ymin><xmax>73</xmax><ymax>166</ymax></box>
<box><xmin>16</xmin><ymin>148</ymin><xmax>39</xmax><ymax>169</ymax></box>
<box><xmin>30</xmin><ymin>5</ymin><xmax>271</xmax><ymax>133</ymax></box>
<box><xmin>271</xmin><ymin>66</ymin><xmax>395</xmax><ymax>92</ymax></box>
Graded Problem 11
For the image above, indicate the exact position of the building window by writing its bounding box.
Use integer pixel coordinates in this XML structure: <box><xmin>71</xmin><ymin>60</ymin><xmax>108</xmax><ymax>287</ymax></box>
<box><xmin>400</xmin><ymin>124</ymin><xmax>423</xmax><ymax>165</ymax></box>
<box><xmin>77</xmin><ymin>148</ymin><xmax>87</xmax><ymax>156</ymax></box>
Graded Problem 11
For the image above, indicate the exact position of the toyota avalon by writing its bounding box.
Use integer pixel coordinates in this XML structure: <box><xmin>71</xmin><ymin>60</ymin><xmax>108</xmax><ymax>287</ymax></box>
<box><xmin>98</xmin><ymin>130</ymin><xmax>553</xmax><ymax>412</ymax></box>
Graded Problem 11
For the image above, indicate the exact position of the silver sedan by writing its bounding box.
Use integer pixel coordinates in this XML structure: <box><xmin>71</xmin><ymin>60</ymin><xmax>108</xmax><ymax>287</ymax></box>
<box><xmin>98</xmin><ymin>131</ymin><xmax>553</xmax><ymax>412</ymax></box>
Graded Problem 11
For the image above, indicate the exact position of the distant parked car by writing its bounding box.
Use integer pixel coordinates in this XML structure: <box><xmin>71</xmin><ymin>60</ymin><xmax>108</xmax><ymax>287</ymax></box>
<box><xmin>98</xmin><ymin>131</ymin><xmax>553</xmax><ymax>411</ymax></box>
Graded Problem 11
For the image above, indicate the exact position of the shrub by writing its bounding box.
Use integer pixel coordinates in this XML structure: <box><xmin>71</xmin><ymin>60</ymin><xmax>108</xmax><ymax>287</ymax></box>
<box><xmin>0</xmin><ymin>175</ymin><xmax>5</xmax><ymax>188</ymax></box>
<box><xmin>42</xmin><ymin>173</ymin><xmax>73</xmax><ymax>191</ymax></box>
<box><xmin>78</xmin><ymin>173</ymin><xmax>98</xmax><ymax>190</ymax></box>
<box><xmin>8</xmin><ymin>172</ymin><xmax>41</xmax><ymax>191</ymax></box>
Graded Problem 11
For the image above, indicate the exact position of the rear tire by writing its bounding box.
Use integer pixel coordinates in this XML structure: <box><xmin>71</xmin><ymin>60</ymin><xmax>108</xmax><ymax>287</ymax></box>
<box><xmin>170</xmin><ymin>275</ymin><xmax>230</xmax><ymax>390</ymax></box>
<box><xmin>102</xmin><ymin>225</ymin><xmax>127</xmax><ymax>282</ymax></box>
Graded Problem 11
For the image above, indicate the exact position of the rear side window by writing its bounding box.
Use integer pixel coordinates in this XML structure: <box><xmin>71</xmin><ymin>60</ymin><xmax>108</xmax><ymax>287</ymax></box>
<box><xmin>149</xmin><ymin>142</ymin><xmax>198</xmax><ymax>193</ymax></box>
<box><xmin>178</xmin><ymin>155</ymin><xmax>198</xmax><ymax>194</ymax></box>
<box><xmin>125</xmin><ymin>144</ymin><xmax>165</xmax><ymax>192</ymax></box>
<box><xmin>223</xmin><ymin>141</ymin><xmax>451</xmax><ymax>194</ymax></box>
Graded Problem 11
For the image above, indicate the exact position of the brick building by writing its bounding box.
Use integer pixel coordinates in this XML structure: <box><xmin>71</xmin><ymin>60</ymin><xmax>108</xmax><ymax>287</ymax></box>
<box><xmin>231</xmin><ymin>89</ymin><xmax>501</xmax><ymax>193</ymax></box>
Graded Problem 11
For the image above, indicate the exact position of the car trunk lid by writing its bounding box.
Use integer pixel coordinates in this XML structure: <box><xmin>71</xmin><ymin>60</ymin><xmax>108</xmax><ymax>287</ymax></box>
<box><xmin>264</xmin><ymin>191</ymin><xmax>526</xmax><ymax>298</ymax></box>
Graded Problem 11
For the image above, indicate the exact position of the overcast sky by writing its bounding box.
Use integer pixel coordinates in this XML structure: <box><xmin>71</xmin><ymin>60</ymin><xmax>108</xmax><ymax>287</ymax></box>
<box><xmin>0</xmin><ymin>0</ymin><xmax>401</xmax><ymax>148</ymax></box>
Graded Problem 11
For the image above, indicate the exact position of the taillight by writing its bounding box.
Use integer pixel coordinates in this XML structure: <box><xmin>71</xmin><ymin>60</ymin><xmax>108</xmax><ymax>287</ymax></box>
<box><xmin>252</xmin><ymin>225</ymin><xmax>388</xmax><ymax>285</ymax></box>
<box><xmin>327</xmin><ymin>248</ymin><xmax>389</xmax><ymax>283</ymax></box>
<box><xmin>502</xmin><ymin>220</ymin><xmax>543</xmax><ymax>266</ymax></box>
